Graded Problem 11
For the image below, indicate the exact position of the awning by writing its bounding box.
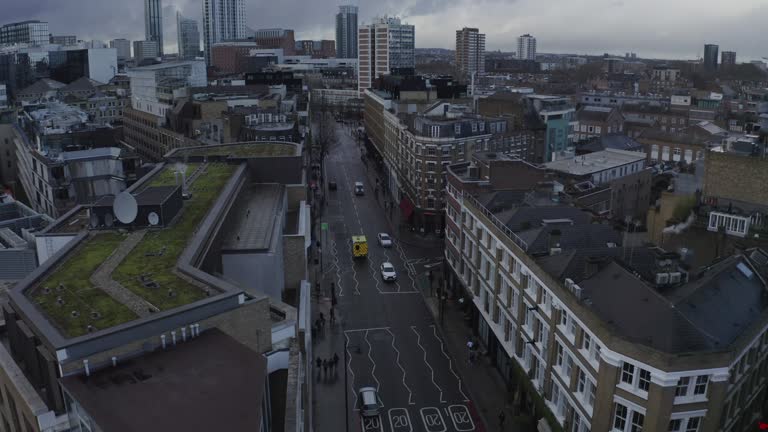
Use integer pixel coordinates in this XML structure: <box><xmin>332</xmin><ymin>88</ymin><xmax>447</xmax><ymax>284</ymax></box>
<box><xmin>399</xmin><ymin>198</ymin><xmax>415</xmax><ymax>220</ymax></box>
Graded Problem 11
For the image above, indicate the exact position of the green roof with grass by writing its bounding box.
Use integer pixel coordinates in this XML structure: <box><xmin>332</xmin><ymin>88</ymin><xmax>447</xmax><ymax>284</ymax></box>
<box><xmin>30</xmin><ymin>233</ymin><xmax>138</xmax><ymax>337</ymax></box>
<box><xmin>178</xmin><ymin>142</ymin><xmax>298</xmax><ymax>158</ymax></box>
<box><xmin>112</xmin><ymin>163</ymin><xmax>236</xmax><ymax>310</ymax></box>
<box><xmin>28</xmin><ymin>163</ymin><xmax>237</xmax><ymax>338</ymax></box>
<box><xmin>147</xmin><ymin>163</ymin><xmax>200</xmax><ymax>187</ymax></box>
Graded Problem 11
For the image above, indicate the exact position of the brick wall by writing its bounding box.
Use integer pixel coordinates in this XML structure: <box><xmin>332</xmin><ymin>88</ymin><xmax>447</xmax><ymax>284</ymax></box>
<box><xmin>704</xmin><ymin>151</ymin><xmax>768</xmax><ymax>207</ymax></box>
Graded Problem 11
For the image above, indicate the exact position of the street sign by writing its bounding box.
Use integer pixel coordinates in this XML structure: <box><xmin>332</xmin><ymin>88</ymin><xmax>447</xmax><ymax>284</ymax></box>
<box><xmin>321</xmin><ymin>223</ymin><xmax>329</xmax><ymax>231</ymax></box>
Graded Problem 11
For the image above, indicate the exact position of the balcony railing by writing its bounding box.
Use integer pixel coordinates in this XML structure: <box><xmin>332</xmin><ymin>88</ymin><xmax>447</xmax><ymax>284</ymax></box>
<box><xmin>465</xmin><ymin>194</ymin><xmax>529</xmax><ymax>251</ymax></box>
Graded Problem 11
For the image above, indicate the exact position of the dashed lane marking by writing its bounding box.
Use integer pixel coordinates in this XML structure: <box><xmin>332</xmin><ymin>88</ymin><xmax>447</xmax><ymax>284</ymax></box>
<box><xmin>386</xmin><ymin>328</ymin><xmax>415</xmax><ymax>406</ymax></box>
<box><xmin>430</xmin><ymin>325</ymin><xmax>469</xmax><ymax>402</ymax></box>
<box><xmin>411</xmin><ymin>326</ymin><xmax>444</xmax><ymax>403</ymax></box>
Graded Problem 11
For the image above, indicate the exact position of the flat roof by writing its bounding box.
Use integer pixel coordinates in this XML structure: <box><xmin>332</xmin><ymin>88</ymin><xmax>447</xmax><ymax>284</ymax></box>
<box><xmin>222</xmin><ymin>184</ymin><xmax>284</xmax><ymax>251</ymax></box>
<box><xmin>544</xmin><ymin>149</ymin><xmax>646</xmax><ymax>176</ymax></box>
<box><xmin>172</xmin><ymin>142</ymin><xmax>300</xmax><ymax>158</ymax></box>
<box><xmin>61</xmin><ymin>328</ymin><xmax>267</xmax><ymax>432</ymax></box>
<box><xmin>24</xmin><ymin>163</ymin><xmax>237</xmax><ymax>338</ymax></box>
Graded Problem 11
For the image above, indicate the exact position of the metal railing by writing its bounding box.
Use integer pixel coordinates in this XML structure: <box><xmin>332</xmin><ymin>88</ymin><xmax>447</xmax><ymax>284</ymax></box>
<box><xmin>465</xmin><ymin>194</ymin><xmax>529</xmax><ymax>252</ymax></box>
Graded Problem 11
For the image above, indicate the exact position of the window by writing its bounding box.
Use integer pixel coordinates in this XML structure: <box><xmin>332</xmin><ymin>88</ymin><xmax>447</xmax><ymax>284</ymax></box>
<box><xmin>631</xmin><ymin>411</ymin><xmax>645</xmax><ymax>432</ymax></box>
<box><xmin>454</xmin><ymin>124</ymin><xmax>461</xmax><ymax>135</ymax></box>
<box><xmin>427</xmin><ymin>146</ymin><xmax>437</xmax><ymax>156</ymax></box>
<box><xmin>578</xmin><ymin>369</ymin><xmax>587</xmax><ymax>393</ymax></box>
<box><xmin>638</xmin><ymin>369</ymin><xmax>651</xmax><ymax>391</ymax></box>
<box><xmin>679</xmin><ymin>417</ymin><xmax>701</xmax><ymax>432</ymax></box>
<box><xmin>668</xmin><ymin>419</ymin><xmax>682</xmax><ymax>431</ymax></box>
<box><xmin>675</xmin><ymin>375</ymin><xmax>709</xmax><ymax>400</ymax></box>
<box><xmin>693</xmin><ymin>375</ymin><xmax>708</xmax><ymax>395</ymax></box>
<box><xmin>621</xmin><ymin>363</ymin><xmax>635</xmax><ymax>385</ymax></box>
<box><xmin>613</xmin><ymin>403</ymin><xmax>628</xmax><ymax>430</ymax></box>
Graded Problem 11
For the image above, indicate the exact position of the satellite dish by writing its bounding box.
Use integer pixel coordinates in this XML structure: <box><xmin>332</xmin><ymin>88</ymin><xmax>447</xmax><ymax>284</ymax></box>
<box><xmin>148</xmin><ymin>212</ymin><xmax>159</xmax><ymax>226</ymax></box>
<box><xmin>89</xmin><ymin>212</ymin><xmax>99</xmax><ymax>228</ymax></box>
<box><xmin>113</xmin><ymin>192</ymin><xmax>138</xmax><ymax>224</ymax></box>
<box><xmin>104</xmin><ymin>213</ymin><xmax>114</xmax><ymax>227</ymax></box>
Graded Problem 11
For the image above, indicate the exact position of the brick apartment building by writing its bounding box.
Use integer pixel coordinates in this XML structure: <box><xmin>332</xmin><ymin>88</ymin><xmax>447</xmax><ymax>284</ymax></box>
<box><xmin>444</xmin><ymin>158</ymin><xmax>768</xmax><ymax>432</ymax></box>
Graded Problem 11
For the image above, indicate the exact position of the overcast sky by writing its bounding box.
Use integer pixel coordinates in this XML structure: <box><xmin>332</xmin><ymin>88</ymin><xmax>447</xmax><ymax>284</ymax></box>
<box><xmin>6</xmin><ymin>0</ymin><xmax>768</xmax><ymax>61</ymax></box>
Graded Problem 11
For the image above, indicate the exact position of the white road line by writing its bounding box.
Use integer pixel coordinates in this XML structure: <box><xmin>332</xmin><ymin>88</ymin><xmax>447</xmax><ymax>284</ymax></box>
<box><xmin>364</xmin><ymin>331</ymin><xmax>382</xmax><ymax>399</ymax></box>
<box><xmin>333</xmin><ymin>239</ymin><xmax>344</xmax><ymax>297</ymax></box>
<box><xmin>344</xmin><ymin>327</ymin><xmax>391</xmax><ymax>333</ymax></box>
<box><xmin>386</xmin><ymin>328</ymin><xmax>415</xmax><ymax>405</ymax></box>
<box><xmin>430</xmin><ymin>325</ymin><xmax>470</xmax><ymax>402</ymax></box>
<box><xmin>346</xmin><ymin>332</ymin><xmax>358</xmax><ymax>411</ymax></box>
<box><xmin>411</xmin><ymin>326</ymin><xmax>445</xmax><ymax>403</ymax></box>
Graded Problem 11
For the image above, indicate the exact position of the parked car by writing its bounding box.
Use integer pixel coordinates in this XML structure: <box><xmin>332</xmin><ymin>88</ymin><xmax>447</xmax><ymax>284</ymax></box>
<box><xmin>328</xmin><ymin>180</ymin><xmax>337</xmax><ymax>191</ymax></box>
<box><xmin>354</xmin><ymin>182</ymin><xmax>365</xmax><ymax>195</ymax></box>
<box><xmin>380</xmin><ymin>262</ymin><xmax>397</xmax><ymax>282</ymax></box>
<box><xmin>358</xmin><ymin>387</ymin><xmax>382</xmax><ymax>417</ymax></box>
<box><xmin>377</xmin><ymin>233</ymin><xmax>392</xmax><ymax>247</ymax></box>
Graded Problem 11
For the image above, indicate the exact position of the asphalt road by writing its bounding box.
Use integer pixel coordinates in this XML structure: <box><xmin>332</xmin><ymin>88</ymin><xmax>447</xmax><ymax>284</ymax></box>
<box><xmin>320</xmin><ymin>123</ymin><xmax>479</xmax><ymax>432</ymax></box>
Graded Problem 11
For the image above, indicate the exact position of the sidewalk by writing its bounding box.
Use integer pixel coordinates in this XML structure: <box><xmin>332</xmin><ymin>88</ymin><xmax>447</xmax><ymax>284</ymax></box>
<box><xmin>358</xmin><ymin>149</ymin><xmax>444</xmax><ymax>250</ymax></box>
<box><xmin>418</xmin><ymin>275</ymin><xmax>526</xmax><ymax>432</ymax></box>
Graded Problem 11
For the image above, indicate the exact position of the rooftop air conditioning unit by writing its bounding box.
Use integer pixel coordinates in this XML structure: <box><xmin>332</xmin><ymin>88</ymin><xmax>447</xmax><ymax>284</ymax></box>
<box><xmin>655</xmin><ymin>273</ymin><xmax>670</xmax><ymax>285</ymax></box>
<box><xmin>564</xmin><ymin>278</ymin><xmax>574</xmax><ymax>290</ymax></box>
<box><xmin>572</xmin><ymin>284</ymin><xmax>583</xmax><ymax>300</ymax></box>
<box><xmin>669</xmin><ymin>272</ymin><xmax>682</xmax><ymax>284</ymax></box>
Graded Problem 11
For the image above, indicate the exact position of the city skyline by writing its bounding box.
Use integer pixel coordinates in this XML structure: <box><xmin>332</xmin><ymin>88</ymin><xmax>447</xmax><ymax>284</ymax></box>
<box><xmin>2</xmin><ymin>0</ymin><xmax>767</xmax><ymax>61</ymax></box>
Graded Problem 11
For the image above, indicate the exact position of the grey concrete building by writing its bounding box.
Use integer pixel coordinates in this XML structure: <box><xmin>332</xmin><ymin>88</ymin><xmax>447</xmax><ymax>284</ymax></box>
<box><xmin>335</xmin><ymin>5</ymin><xmax>358</xmax><ymax>59</ymax></box>
<box><xmin>177</xmin><ymin>12</ymin><xmax>201</xmax><ymax>60</ymax></box>
<box><xmin>0</xmin><ymin>141</ymin><xmax>313</xmax><ymax>431</ymax></box>
<box><xmin>144</xmin><ymin>0</ymin><xmax>164</xmax><ymax>56</ymax></box>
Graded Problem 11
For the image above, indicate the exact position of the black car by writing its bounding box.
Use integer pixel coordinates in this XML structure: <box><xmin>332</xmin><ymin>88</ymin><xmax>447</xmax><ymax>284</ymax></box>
<box><xmin>328</xmin><ymin>181</ymin><xmax>337</xmax><ymax>191</ymax></box>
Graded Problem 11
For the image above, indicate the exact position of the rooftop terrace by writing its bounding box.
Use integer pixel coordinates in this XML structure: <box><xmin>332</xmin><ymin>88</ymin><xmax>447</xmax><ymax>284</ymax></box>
<box><xmin>27</xmin><ymin>163</ymin><xmax>237</xmax><ymax>338</ymax></box>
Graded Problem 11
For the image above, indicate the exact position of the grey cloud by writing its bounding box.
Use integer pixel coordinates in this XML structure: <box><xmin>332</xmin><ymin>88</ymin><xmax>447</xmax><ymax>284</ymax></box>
<box><xmin>1</xmin><ymin>0</ymin><xmax>767</xmax><ymax>60</ymax></box>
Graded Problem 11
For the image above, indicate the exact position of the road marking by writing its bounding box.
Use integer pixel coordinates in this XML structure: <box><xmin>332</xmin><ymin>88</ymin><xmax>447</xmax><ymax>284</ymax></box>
<box><xmin>344</xmin><ymin>327</ymin><xmax>391</xmax><ymax>333</ymax></box>
<box><xmin>361</xmin><ymin>415</ymin><xmax>383</xmax><ymax>432</ymax></box>
<box><xmin>419</xmin><ymin>407</ymin><xmax>447</xmax><ymax>432</ymax></box>
<box><xmin>430</xmin><ymin>325</ymin><xmax>470</xmax><ymax>402</ymax></box>
<box><xmin>388</xmin><ymin>408</ymin><xmax>413</xmax><ymax>432</ymax></box>
<box><xmin>411</xmin><ymin>326</ymin><xmax>444</xmax><ymax>403</ymax></box>
<box><xmin>346</xmin><ymin>332</ymin><xmax>358</xmax><ymax>411</ymax></box>
<box><xmin>386</xmin><ymin>328</ymin><xmax>414</xmax><ymax>405</ymax></box>
<box><xmin>447</xmin><ymin>405</ymin><xmax>475</xmax><ymax>431</ymax></box>
<box><xmin>364</xmin><ymin>331</ymin><xmax>382</xmax><ymax>398</ymax></box>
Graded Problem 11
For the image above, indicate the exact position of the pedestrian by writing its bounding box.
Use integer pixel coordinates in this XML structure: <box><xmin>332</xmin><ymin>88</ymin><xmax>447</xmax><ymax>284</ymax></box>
<box><xmin>319</xmin><ymin>312</ymin><xmax>326</xmax><ymax>328</ymax></box>
<box><xmin>498</xmin><ymin>410</ymin><xmax>506</xmax><ymax>430</ymax></box>
<box><xmin>316</xmin><ymin>357</ymin><xmax>322</xmax><ymax>370</ymax></box>
<box><xmin>467</xmin><ymin>339</ymin><xmax>474</xmax><ymax>364</ymax></box>
<box><xmin>322</xmin><ymin>359</ymin><xmax>328</xmax><ymax>376</ymax></box>
<box><xmin>333</xmin><ymin>352</ymin><xmax>340</xmax><ymax>372</ymax></box>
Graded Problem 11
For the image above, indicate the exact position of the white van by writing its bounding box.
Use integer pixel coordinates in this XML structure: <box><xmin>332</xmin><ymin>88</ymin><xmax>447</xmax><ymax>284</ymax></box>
<box><xmin>354</xmin><ymin>182</ymin><xmax>364</xmax><ymax>195</ymax></box>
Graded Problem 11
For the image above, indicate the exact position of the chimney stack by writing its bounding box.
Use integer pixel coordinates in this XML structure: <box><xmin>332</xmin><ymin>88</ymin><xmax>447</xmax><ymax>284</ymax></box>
<box><xmin>83</xmin><ymin>359</ymin><xmax>90</xmax><ymax>377</ymax></box>
<box><xmin>585</xmin><ymin>256</ymin><xmax>604</xmax><ymax>279</ymax></box>
<box><xmin>549</xmin><ymin>229</ymin><xmax>562</xmax><ymax>255</ymax></box>
<box><xmin>161</xmin><ymin>334</ymin><xmax>167</xmax><ymax>349</ymax></box>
